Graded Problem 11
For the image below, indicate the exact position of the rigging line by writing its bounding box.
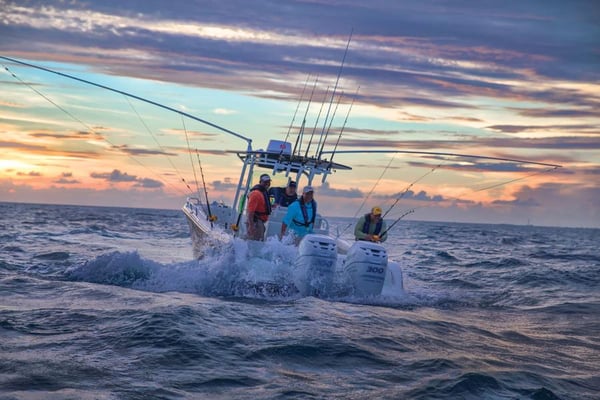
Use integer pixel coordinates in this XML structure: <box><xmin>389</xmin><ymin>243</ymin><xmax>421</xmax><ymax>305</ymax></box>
<box><xmin>355</xmin><ymin>154</ymin><xmax>397</xmax><ymax>219</ymax></box>
<box><xmin>382</xmin><ymin>163</ymin><xmax>441</xmax><ymax>218</ymax></box>
<box><xmin>181</xmin><ymin>116</ymin><xmax>201</xmax><ymax>197</ymax></box>
<box><xmin>305</xmin><ymin>85</ymin><xmax>329</xmax><ymax>158</ymax></box>
<box><xmin>124</xmin><ymin>95</ymin><xmax>186</xmax><ymax>180</ymax></box>
<box><xmin>0</xmin><ymin>55</ymin><xmax>252</xmax><ymax>146</ymax></box>
<box><xmin>3</xmin><ymin>63</ymin><xmax>189</xmax><ymax>197</ymax></box>
<box><xmin>391</xmin><ymin>166</ymin><xmax>560</xmax><ymax>222</ymax></box>
<box><xmin>284</xmin><ymin>74</ymin><xmax>312</xmax><ymax>145</ymax></box>
<box><xmin>470</xmin><ymin>166</ymin><xmax>559</xmax><ymax>195</ymax></box>
<box><xmin>316</xmin><ymin>29</ymin><xmax>353</xmax><ymax>160</ymax></box>
<box><xmin>338</xmin><ymin>153</ymin><xmax>397</xmax><ymax>237</ymax></box>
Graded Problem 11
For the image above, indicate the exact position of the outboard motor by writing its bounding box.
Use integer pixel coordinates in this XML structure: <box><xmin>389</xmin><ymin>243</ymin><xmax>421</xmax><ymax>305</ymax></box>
<box><xmin>343</xmin><ymin>241</ymin><xmax>388</xmax><ymax>296</ymax></box>
<box><xmin>293</xmin><ymin>234</ymin><xmax>337</xmax><ymax>296</ymax></box>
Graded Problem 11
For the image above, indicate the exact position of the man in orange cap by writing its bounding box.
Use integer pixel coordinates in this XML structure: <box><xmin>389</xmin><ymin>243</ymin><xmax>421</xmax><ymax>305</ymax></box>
<box><xmin>354</xmin><ymin>206</ymin><xmax>388</xmax><ymax>243</ymax></box>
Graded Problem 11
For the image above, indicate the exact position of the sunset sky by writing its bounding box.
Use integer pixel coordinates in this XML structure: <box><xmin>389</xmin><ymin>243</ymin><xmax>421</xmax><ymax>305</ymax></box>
<box><xmin>1</xmin><ymin>0</ymin><xmax>598</xmax><ymax>228</ymax></box>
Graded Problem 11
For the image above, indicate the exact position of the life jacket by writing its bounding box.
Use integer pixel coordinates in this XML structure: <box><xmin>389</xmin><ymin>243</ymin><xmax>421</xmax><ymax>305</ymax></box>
<box><xmin>292</xmin><ymin>198</ymin><xmax>316</xmax><ymax>227</ymax></box>
<box><xmin>362</xmin><ymin>213</ymin><xmax>382</xmax><ymax>235</ymax></box>
<box><xmin>269</xmin><ymin>187</ymin><xmax>297</xmax><ymax>207</ymax></box>
<box><xmin>280</xmin><ymin>192</ymin><xmax>298</xmax><ymax>207</ymax></box>
<box><xmin>249</xmin><ymin>184</ymin><xmax>272</xmax><ymax>217</ymax></box>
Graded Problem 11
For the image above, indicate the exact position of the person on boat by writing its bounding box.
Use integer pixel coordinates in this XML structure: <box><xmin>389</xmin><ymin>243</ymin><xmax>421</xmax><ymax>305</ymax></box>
<box><xmin>268</xmin><ymin>180</ymin><xmax>298</xmax><ymax>207</ymax></box>
<box><xmin>281</xmin><ymin>185</ymin><xmax>317</xmax><ymax>242</ymax></box>
<box><xmin>354</xmin><ymin>206</ymin><xmax>388</xmax><ymax>243</ymax></box>
<box><xmin>246</xmin><ymin>173</ymin><xmax>272</xmax><ymax>241</ymax></box>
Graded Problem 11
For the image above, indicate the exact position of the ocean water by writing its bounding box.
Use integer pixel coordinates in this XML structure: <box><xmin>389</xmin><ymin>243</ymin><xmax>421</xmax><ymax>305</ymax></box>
<box><xmin>1</xmin><ymin>202</ymin><xmax>599</xmax><ymax>400</ymax></box>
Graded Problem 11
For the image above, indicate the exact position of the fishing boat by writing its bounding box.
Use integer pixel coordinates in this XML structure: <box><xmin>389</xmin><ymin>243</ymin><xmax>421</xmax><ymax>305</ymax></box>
<box><xmin>182</xmin><ymin>138</ymin><xmax>405</xmax><ymax>297</ymax></box>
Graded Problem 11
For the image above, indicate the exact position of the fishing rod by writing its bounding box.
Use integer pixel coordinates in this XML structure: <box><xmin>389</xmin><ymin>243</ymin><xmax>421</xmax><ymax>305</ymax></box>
<box><xmin>305</xmin><ymin>86</ymin><xmax>329</xmax><ymax>158</ymax></box>
<box><xmin>292</xmin><ymin>76</ymin><xmax>319</xmax><ymax>157</ymax></box>
<box><xmin>284</xmin><ymin>74</ymin><xmax>312</xmax><ymax>145</ymax></box>
<box><xmin>316</xmin><ymin>29</ymin><xmax>353</xmax><ymax>160</ymax></box>
<box><xmin>182</xmin><ymin>117</ymin><xmax>201</xmax><ymax>197</ymax></box>
<box><xmin>329</xmin><ymin>86</ymin><xmax>359</xmax><ymax>163</ymax></box>
<box><xmin>0</xmin><ymin>55</ymin><xmax>252</xmax><ymax>148</ymax></box>
<box><xmin>292</xmin><ymin>119</ymin><xmax>306</xmax><ymax>157</ymax></box>
<box><xmin>196</xmin><ymin>151</ymin><xmax>216</xmax><ymax>227</ymax></box>
<box><xmin>375</xmin><ymin>209</ymin><xmax>415</xmax><ymax>241</ymax></box>
<box><xmin>317</xmin><ymin>90</ymin><xmax>345</xmax><ymax>159</ymax></box>
<box><xmin>382</xmin><ymin>163</ymin><xmax>441</xmax><ymax>218</ymax></box>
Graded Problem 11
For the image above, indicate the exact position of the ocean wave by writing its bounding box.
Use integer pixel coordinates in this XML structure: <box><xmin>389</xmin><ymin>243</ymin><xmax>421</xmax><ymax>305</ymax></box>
<box><xmin>66</xmin><ymin>251</ymin><xmax>159</xmax><ymax>286</ymax></box>
<box><xmin>406</xmin><ymin>371</ymin><xmax>564</xmax><ymax>400</ymax></box>
<box><xmin>33</xmin><ymin>251</ymin><xmax>70</xmax><ymax>261</ymax></box>
<box><xmin>529</xmin><ymin>250</ymin><xmax>600</xmax><ymax>263</ymax></box>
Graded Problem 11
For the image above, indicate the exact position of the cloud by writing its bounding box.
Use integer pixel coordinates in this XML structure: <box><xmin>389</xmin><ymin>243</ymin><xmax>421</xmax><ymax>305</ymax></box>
<box><xmin>54</xmin><ymin>177</ymin><xmax>80</xmax><ymax>184</ymax></box>
<box><xmin>211</xmin><ymin>178</ymin><xmax>237</xmax><ymax>191</ymax></box>
<box><xmin>515</xmin><ymin>108</ymin><xmax>599</xmax><ymax>119</ymax></box>
<box><xmin>0</xmin><ymin>179</ymin><xmax>180</xmax><ymax>209</ymax></box>
<box><xmin>134</xmin><ymin>178</ymin><xmax>163</xmax><ymax>188</ymax></box>
<box><xmin>91</xmin><ymin>169</ymin><xmax>137</xmax><ymax>182</ymax></box>
<box><xmin>316</xmin><ymin>181</ymin><xmax>363</xmax><ymax>199</ymax></box>
<box><xmin>90</xmin><ymin>169</ymin><xmax>165</xmax><ymax>188</ymax></box>
<box><xmin>16</xmin><ymin>170</ymin><xmax>42</xmax><ymax>176</ymax></box>
<box><xmin>213</xmin><ymin>108</ymin><xmax>236</xmax><ymax>115</ymax></box>
<box><xmin>492</xmin><ymin>197</ymin><xmax>541</xmax><ymax>207</ymax></box>
<box><xmin>115</xmin><ymin>145</ymin><xmax>178</xmax><ymax>157</ymax></box>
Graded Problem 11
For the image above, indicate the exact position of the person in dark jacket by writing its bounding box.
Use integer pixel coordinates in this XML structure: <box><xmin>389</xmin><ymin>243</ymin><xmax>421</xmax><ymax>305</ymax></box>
<box><xmin>269</xmin><ymin>180</ymin><xmax>298</xmax><ymax>207</ymax></box>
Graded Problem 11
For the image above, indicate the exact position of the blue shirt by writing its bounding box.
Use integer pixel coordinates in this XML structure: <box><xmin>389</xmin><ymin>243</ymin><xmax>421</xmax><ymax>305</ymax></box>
<box><xmin>283</xmin><ymin>200</ymin><xmax>316</xmax><ymax>237</ymax></box>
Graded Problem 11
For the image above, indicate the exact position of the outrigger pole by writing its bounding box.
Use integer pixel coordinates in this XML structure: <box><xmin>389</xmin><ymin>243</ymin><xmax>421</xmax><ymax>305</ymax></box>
<box><xmin>321</xmin><ymin>149</ymin><xmax>562</xmax><ymax>169</ymax></box>
<box><xmin>0</xmin><ymin>56</ymin><xmax>253</xmax><ymax>149</ymax></box>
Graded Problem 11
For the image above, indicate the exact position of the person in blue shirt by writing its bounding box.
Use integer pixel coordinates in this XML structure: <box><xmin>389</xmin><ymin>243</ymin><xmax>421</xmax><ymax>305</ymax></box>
<box><xmin>281</xmin><ymin>185</ymin><xmax>317</xmax><ymax>242</ymax></box>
